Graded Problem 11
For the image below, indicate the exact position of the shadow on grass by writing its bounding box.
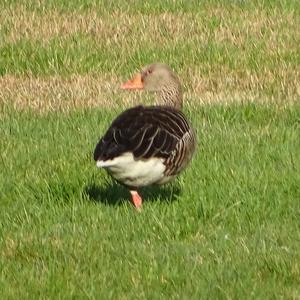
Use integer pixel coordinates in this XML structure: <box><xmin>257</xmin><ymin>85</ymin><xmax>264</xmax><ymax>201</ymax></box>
<box><xmin>84</xmin><ymin>182</ymin><xmax>182</xmax><ymax>206</ymax></box>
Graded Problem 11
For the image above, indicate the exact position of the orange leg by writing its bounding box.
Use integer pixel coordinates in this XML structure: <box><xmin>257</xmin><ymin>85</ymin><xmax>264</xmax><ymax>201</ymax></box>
<box><xmin>130</xmin><ymin>190</ymin><xmax>142</xmax><ymax>210</ymax></box>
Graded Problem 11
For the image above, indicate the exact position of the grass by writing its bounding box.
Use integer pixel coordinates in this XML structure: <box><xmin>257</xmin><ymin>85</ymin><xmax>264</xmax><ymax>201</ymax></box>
<box><xmin>0</xmin><ymin>1</ymin><xmax>299</xmax><ymax>104</ymax></box>
<box><xmin>0</xmin><ymin>0</ymin><xmax>300</xmax><ymax>299</ymax></box>
<box><xmin>1</xmin><ymin>104</ymin><xmax>300</xmax><ymax>299</ymax></box>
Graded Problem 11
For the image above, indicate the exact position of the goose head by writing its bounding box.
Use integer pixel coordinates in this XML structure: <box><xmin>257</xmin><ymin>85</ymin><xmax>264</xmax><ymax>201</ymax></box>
<box><xmin>121</xmin><ymin>63</ymin><xmax>183</xmax><ymax>110</ymax></box>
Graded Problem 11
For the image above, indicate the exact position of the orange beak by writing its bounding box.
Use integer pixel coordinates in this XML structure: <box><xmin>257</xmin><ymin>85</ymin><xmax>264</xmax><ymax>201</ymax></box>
<box><xmin>121</xmin><ymin>73</ymin><xmax>144</xmax><ymax>90</ymax></box>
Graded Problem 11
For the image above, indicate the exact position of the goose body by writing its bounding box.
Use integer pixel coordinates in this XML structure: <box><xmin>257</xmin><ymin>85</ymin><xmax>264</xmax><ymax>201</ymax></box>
<box><xmin>94</xmin><ymin>105</ymin><xmax>196</xmax><ymax>188</ymax></box>
<box><xmin>94</xmin><ymin>63</ymin><xmax>196</xmax><ymax>209</ymax></box>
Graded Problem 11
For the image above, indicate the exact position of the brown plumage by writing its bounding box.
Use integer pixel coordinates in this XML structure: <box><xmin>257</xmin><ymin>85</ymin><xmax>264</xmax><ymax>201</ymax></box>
<box><xmin>94</xmin><ymin>63</ymin><xmax>196</xmax><ymax>209</ymax></box>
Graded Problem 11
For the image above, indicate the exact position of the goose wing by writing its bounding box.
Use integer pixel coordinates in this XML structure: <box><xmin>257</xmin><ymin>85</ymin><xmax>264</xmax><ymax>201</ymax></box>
<box><xmin>93</xmin><ymin>105</ymin><xmax>191</xmax><ymax>163</ymax></box>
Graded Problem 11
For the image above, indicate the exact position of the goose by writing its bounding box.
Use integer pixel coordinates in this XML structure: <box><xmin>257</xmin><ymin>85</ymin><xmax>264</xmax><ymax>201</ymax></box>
<box><xmin>93</xmin><ymin>63</ymin><xmax>196</xmax><ymax>209</ymax></box>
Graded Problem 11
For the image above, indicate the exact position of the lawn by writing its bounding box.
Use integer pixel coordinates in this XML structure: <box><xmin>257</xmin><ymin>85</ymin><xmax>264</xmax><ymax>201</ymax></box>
<box><xmin>0</xmin><ymin>1</ymin><xmax>300</xmax><ymax>299</ymax></box>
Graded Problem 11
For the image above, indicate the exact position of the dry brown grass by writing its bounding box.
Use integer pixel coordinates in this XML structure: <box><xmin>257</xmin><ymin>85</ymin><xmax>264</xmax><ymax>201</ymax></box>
<box><xmin>0</xmin><ymin>75</ymin><xmax>130</xmax><ymax>113</ymax></box>
<box><xmin>0</xmin><ymin>74</ymin><xmax>298</xmax><ymax>114</ymax></box>
<box><xmin>1</xmin><ymin>5</ymin><xmax>298</xmax><ymax>50</ymax></box>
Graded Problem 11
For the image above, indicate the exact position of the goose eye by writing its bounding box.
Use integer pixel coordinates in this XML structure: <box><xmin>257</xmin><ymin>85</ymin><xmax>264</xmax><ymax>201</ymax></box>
<box><xmin>142</xmin><ymin>68</ymin><xmax>153</xmax><ymax>81</ymax></box>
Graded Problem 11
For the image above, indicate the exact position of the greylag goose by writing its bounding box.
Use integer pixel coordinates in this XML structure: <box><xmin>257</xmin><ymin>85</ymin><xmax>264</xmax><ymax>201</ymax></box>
<box><xmin>94</xmin><ymin>63</ymin><xmax>196</xmax><ymax>209</ymax></box>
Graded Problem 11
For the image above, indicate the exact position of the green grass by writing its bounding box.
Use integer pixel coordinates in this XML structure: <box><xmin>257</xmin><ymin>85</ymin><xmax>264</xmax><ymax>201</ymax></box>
<box><xmin>1</xmin><ymin>104</ymin><xmax>300</xmax><ymax>299</ymax></box>
<box><xmin>0</xmin><ymin>0</ymin><xmax>300</xmax><ymax>298</ymax></box>
<box><xmin>2</xmin><ymin>0</ymin><xmax>299</xmax><ymax>13</ymax></box>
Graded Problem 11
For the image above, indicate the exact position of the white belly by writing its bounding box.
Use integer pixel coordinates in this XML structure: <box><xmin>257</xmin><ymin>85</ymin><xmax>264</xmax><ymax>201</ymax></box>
<box><xmin>96</xmin><ymin>152</ymin><xmax>168</xmax><ymax>187</ymax></box>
